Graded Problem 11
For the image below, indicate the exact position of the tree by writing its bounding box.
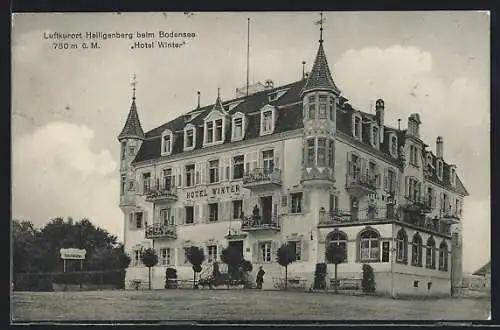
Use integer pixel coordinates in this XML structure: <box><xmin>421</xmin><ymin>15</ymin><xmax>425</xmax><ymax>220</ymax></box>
<box><xmin>276</xmin><ymin>243</ymin><xmax>296</xmax><ymax>289</ymax></box>
<box><xmin>140</xmin><ymin>248</ymin><xmax>158</xmax><ymax>290</ymax></box>
<box><xmin>325</xmin><ymin>244</ymin><xmax>345</xmax><ymax>293</ymax></box>
<box><xmin>221</xmin><ymin>246</ymin><xmax>244</xmax><ymax>283</ymax></box>
<box><xmin>186</xmin><ymin>246</ymin><xmax>205</xmax><ymax>289</ymax></box>
<box><xmin>361</xmin><ymin>264</ymin><xmax>376</xmax><ymax>293</ymax></box>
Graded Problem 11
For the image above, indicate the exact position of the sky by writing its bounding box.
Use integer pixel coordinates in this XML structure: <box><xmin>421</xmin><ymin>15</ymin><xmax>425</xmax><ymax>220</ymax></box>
<box><xmin>11</xmin><ymin>11</ymin><xmax>490</xmax><ymax>273</ymax></box>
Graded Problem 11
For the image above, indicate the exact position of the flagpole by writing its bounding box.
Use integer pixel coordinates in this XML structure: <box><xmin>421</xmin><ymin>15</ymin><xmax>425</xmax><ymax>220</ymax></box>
<box><xmin>246</xmin><ymin>18</ymin><xmax>250</xmax><ymax>97</ymax></box>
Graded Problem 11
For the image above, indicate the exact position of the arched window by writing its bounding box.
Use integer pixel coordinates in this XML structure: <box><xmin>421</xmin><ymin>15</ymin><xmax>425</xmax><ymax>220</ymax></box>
<box><xmin>426</xmin><ymin>236</ymin><xmax>436</xmax><ymax>269</ymax></box>
<box><xmin>326</xmin><ymin>231</ymin><xmax>347</xmax><ymax>262</ymax></box>
<box><xmin>439</xmin><ymin>240</ymin><xmax>448</xmax><ymax>271</ymax></box>
<box><xmin>359</xmin><ymin>229</ymin><xmax>380</xmax><ymax>262</ymax></box>
<box><xmin>396</xmin><ymin>229</ymin><xmax>408</xmax><ymax>263</ymax></box>
<box><xmin>411</xmin><ymin>233</ymin><xmax>423</xmax><ymax>267</ymax></box>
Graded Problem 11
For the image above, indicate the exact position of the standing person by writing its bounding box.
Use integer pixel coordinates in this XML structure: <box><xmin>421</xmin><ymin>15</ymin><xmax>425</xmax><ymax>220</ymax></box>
<box><xmin>256</xmin><ymin>266</ymin><xmax>265</xmax><ymax>289</ymax></box>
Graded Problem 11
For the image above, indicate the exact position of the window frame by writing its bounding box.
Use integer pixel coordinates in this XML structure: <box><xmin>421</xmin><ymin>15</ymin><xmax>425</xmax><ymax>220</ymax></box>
<box><xmin>208</xmin><ymin>203</ymin><xmax>218</xmax><ymax>222</ymax></box>
<box><xmin>396</xmin><ymin>229</ymin><xmax>408</xmax><ymax>263</ymax></box>
<box><xmin>290</xmin><ymin>192</ymin><xmax>303</xmax><ymax>214</ymax></box>
<box><xmin>288</xmin><ymin>240</ymin><xmax>302</xmax><ymax>262</ymax></box>
<box><xmin>185</xmin><ymin>164</ymin><xmax>195</xmax><ymax>187</ymax></box>
<box><xmin>208</xmin><ymin>159</ymin><xmax>220</xmax><ymax>184</ymax></box>
<box><xmin>260</xmin><ymin>106</ymin><xmax>276</xmax><ymax>136</ymax></box>
<box><xmin>161</xmin><ymin>130</ymin><xmax>173</xmax><ymax>156</ymax></box>
<box><xmin>185</xmin><ymin>205</ymin><xmax>194</xmax><ymax>224</ymax></box>
<box><xmin>184</xmin><ymin>124</ymin><xmax>196</xmax><ymax>151</ymax></box>
<box><xmin>232</xmin><ymin>155</ymin><xmax>245</xmax><ymax>179</ymax></box>
<box><xmin>207</xmin><ymin>245</ymin><xmax>218</xmax><ymax>263</ymax></box>
<box><xmin>231</xmin><ymin>113</ymin><xmax>246</xmax><ymax>141</ymax></box>
<box><xmin>260</xmin><ymin>241</ymin><xmax>272</xmax><ymax>263</ymax></box>
<box><xmin>358</xmin><ymin>229</ymin><xmax>380</xmax><ymax>262</ymax></box>
<box><xmin>327</xmin><ymin>231</ymin><xmax>347</xmax><ymax>262</ymax></box>
<box><xmin>411</xmin><ymin>233</ymin><xmax>423</xmax><ymax>267</ymax></box>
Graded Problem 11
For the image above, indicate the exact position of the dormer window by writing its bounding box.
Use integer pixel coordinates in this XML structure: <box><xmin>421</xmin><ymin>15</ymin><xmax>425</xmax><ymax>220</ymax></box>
<box><xmin>204</xmin><ymin>107</ymin><xmax>227</xmax><ymax>147</ymax></box>
<box><xmin>161</xmin><ymin>130</ymin><xmax>173</xmax><ymax>156</ymax></box>
<box><xmin>390</xmin><ymin>134</ymin><xmax>398</xmax><ymax>158</ymax></box>
<box><xmin>371</xmin><ymin>124</ymin><xmax>379</xmax><ymax>148</ymax></box>
<box><xmin>318</xmin><ymin>95</ymin><xmax>328</xmax><ymax>119</ymax></box>
<box><xmin>184</xmin><ymin>124</ymin><xmax>196</xmax><ymax>151</ymax></box>
<box><xmin>436</xmin><ymin>160</ymin><xmax>443</xmax><ymax>180</ymax></box>
<box><xmin>260</xmin><ymin>106</ymin><xmax>276</xmax><ymax>136</ymax></box>
<box><xmin>231</xmin><ymin>113</ymin><xmax>246</xmax><ymax>141</ymax></box>
<box><xmin>450</xmin><ymin>167</ymin><xmax>456</xmax><ymax>186</ymax></box>
<box><xmin>353</xmin><ymin>114</ymin><xmax>362</xmax><ymax>140</ymax></box>
<box><xmin>206</xmin><ymin>122</ymin><xmax>214</xmax><ymax>143</ymax></box>
<box><xmin>214</xmin><ymin>119</ymin><xmax>223</xmax><ymax>141</ymax></box>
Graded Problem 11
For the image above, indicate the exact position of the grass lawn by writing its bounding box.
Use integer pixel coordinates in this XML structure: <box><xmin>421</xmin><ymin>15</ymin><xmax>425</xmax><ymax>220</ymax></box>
<box><xmin>11</xmin><ymin>289</ymin><xmax>490</xmax><ymax>322</ymax></box>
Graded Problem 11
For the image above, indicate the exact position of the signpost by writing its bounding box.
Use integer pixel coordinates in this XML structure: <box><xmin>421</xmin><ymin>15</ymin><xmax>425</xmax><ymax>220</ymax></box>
<box><xmin>60</xmin><ymin>248</ymin><xmax>86</xmax><ymax>272</ymax></box>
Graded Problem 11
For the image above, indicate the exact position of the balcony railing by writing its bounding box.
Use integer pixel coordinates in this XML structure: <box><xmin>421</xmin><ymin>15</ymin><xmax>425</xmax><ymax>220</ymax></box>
<box><xmin>145</xmin><ymin>185</ymin><xmax>178</xmax><ymax>203</ymax></box>
<box><xmin>318</xmin><ymin>206</ymin><xmax>451</xmax><ymax>236</ymax></box>
<box><xmin>345</xmin><ymin>173</ymin><xmax>377</xmax><ymax>197</ymax></box>
<box><xmin>405</xmin><ymin>195</ymin><xmax>433</xmax><ymax>213</ymax></box>
<box><xmin>145</xmin><ymin>223</ymin><xmax>177</xmax><ymax>239</ymax></box>
<box><xmin>442</xmin><ymin>208</ymin><xmax>461</xmax><ymax>221</ymax></box>
<box><xmin>241</xmin><ymin>215</ymin><xmax>280</xmax><ymax>231</ymax></box>
<box><xmin>243</xmin><ymin>168</ymin><xmax>282</xmax><ymax>188</ymax></box>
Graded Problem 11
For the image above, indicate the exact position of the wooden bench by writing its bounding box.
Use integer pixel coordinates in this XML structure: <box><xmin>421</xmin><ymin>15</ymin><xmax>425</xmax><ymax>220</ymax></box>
<box><xmin>329</xmin><ymin>278</ymin><xmax>362</xmax><ymax>290</ymax></box>
<box><xmin>129</xmin><ymin>279</ymin><xmax>149</xmax><ymax>290</ymax></box>
<box><xmin>272</xmin><ymin>277</ymin><xmax>307</xmax><ymax>290</ymax></box>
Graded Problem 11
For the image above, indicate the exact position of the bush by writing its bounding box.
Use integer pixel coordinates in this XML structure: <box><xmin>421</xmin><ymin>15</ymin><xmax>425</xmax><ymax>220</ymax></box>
<box><xmin>313</xmin><ymin>263</ymin><xmax>327</xmax><ymax>290</ymax></box>
<box><xmin>241</xmin><ymin>260</ymin><xmax>253</xmax><ymax>272</ymax></box>
<box><xmin>165</xmin><ymin>267</ymin><xmax>178</xmax><ymax>289</ymax></box>
<box><xmin>361</xmin><ymin>264</ymin><xmax>376</xmax><ymax>293</ymax></box>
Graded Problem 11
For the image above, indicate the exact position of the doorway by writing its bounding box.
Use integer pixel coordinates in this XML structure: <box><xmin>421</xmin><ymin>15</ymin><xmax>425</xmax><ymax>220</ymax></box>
<box><xmin>228</xmin><ymin>240</ymin><xmax>244</xmax><ymax>258</ymax></box>
<box><xmin>260</xmin><ymin>196</ymin><xmax>273</xmax><ymax>224</ymax></box>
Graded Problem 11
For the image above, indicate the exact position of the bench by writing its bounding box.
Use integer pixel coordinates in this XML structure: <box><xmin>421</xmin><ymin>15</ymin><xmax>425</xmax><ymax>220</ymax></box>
<box><xmin>329</xmin><ymin>278</ymin><xmax>362</xmax><ymax>290</ymax></box>
<box><xmin>129</xmin><ymin>279</ymin><xmax>149</xmax><ymax>290</ymax></box>
<box><xmin>272</xmin><ymin>277</ymin><xmax>307</xmax><ymax>290</ymax></box>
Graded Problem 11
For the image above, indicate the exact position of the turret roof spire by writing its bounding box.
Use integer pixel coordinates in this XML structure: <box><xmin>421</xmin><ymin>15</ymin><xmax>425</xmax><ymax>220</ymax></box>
<box><xmin>301</xmin><ymin>12</ymin><xmax>340</xmax><ymax>96</ymax></box>
<box><xmin>118</xmin><ymin>74</ymin><xmax>145</xmax><ymax>141</ymax></box>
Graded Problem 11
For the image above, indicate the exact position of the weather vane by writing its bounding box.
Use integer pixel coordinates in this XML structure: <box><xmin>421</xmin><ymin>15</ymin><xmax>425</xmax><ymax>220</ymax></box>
<box><xmin>131</xmin><ymin>73</ymin><xmax>138</xmax><ymax>99</ymax></box>
<box><xmin>314</xmin><ymin>12</ymin><xmax>326</xmax><ymax>44</ymax></box>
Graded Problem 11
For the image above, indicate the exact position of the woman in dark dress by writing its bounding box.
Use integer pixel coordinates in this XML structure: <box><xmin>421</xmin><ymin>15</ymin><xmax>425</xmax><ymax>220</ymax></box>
<box><xmin>256</xmin><ymin>266</ymin><xmax>265</xmax><ymax>289</ymax></box>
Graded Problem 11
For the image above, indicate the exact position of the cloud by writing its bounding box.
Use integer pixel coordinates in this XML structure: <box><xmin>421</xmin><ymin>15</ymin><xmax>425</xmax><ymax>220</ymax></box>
<box><xmin>12</xmin><ymin>122</ymin><xmax>123</xmax><ymax>240</ymax></box>
<box><xmin>333</xmin><ymin>45</ymin><xmax>490</xmax><ymax>272</ymax></box>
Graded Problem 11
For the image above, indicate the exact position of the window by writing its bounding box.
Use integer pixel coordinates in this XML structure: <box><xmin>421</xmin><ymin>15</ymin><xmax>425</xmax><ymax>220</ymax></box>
<box><xmin>442</xmin><ymin>193</ymin><xmax>449</xmax><ymax>213</ymax></box>
<box><xmin>162</xmin><ymin>133</ymin><xmax>172</xmax><ymax>154</ymax></box>
<box><xmin>369</xmin><ymin>161</ymin><xmax>377</xmax><ymax>184</ymax></box>
<box><xmin>288</xmin><ymin>241</ymin><xmax>302</xmax><ymax>261</ymax></box>
<box><xmin>183</xmin><ymin>206</ymin><xmax>194</xmax><ymax>224</ymax></box>
<box><xmin>214</xmin><ymin>119</ymin><xmax>223</xmax><ymax>141</ymax></box>
<box><xmin>390</xmin><ymin>135</ymin><xmax>398</xmax><ymax>157</ymax></box>
<box><xmin>159</xmin><ymin>248</ymin><xmax>172</xmax><ymax>266</ymax></box>
<box><xmin>354</xmin><ymin>116</ymin><xmax>361</xmax><ymax>139</ymax></box>
<box><xmin>133</xmin><ymin>250</ymin><xmax>141</xmax><ymax>267</ymax></box>
<box><xmin>438</xmin><ymin>241</ymin><xmax>448</xmax><ymax>271</ymax></box>
<box><xmin>290</xmin><ymin>193</ymin><xmax>303</xmax><ymax>213</ymax></box>
<box><xmin>121</xmin><ymin>141</ymin><xmax>126</xmax><ymax>160</ymax></box>
<box><xmin>128</xmin><ymin>181</ymin><xmax>134</xmax><ymax>191</ymax></box>
<box><xmin>129</xmin><ymin>147</ymin><xmax>135</xmax><ymax>156</ymax></box>
<box><xmin>161</xmin><ymin>208</ymin><xmax>172</xmax><ymax>225</ymax></box>
<box><xmin>409</xmin><ymin>145</ymin><xmax>419</xmax><ymax>167</ymax></box>
<box><xmin>329</xmin><ymin>194</ymin><xmax>338</xmax><ymax>212</ymax></box>
<box><xmin>437</xmin><ymin>160</ymin><xmax>443</xmax><ymax>180</ymax></box>
<box><xmin>142</xmin><ymin>173</ymin><xmax>151</xmax><ymax>193</ymax></box>
<box><xmin>135</xmin><ymin>212</ymin><xmax>143</xmax><ymax>229</ymax></box>
<box><xmin>372</xmin><ymin>125</ymin><xmax>379</xmax><ymax>147</ymax></box>
<box><xmin>262</xmin><ymin>150</ymin><xmax>275</xmax><ymax>172</ymax></box>
<box><xmin>407</xmin><ymin>178</ymin><xmax>420</xmax><ymax>202</ymax></box>
<box><xmin>209</xmin><ymin>160</ymin><xmax>219</xmax><ymax>183</ymax></box>
<box><xmin>329</xmin><ymin>97</ymin><xmax>335</xmax><ymax>121</ymax></box>
<box><xmin>426</xmin><ymin>237</ymin><xmax>436</xmax><ymax>269</ymax></box>
<box><xmin>317</xmin><ymin>138</ymin><xmax>326</xmax><ymax>166</ymax></box>
<box><xmin>209</xmin><ymin>203</ymin><xmax>218</xmax><ymax>222</ymax></box>
<box><xmin>318</xmin><ymin>95</ymin><xmax>328</xmax><ymax>119</ymax></box>
<box><xmin>382</xmin><ymin>241</ymin><xmax>390</xmax><ymax>262</ymax></box>
<box><xmin>413</xmin><ymin>280</ymin><xmax>419</xmax><ymax>288</ymax></box>
<box><xmin>349</xmin><ymin>153</ymin><xmax>361</xmax><ymax>178</ymax></box>
<box><xmin>232</xmin><ymin>200</ymin><xmax>243</xmax><ymax>219</ymax></box>
<box><xmin>262</xmin><ymin>111</ymin><xmax>273</xmax><ymax>134</ymax></box>
<box><xmin>308</xmin><ymin>95</ymin><xmax>316</xmax><ymax>119</ymax></box>
<box><xmin>185</xmin><ymin>129</ymin><xmax>194</xmax><ymax>148</ymax></box>
<box><xmin>260</xmin><ymin>242</ymin><xmax>272</xmax><ymax>262</ymax></box>
<box><xmin>427</xmin><ymin>282</ymin><xmax>432</xmax><ymax>290</ymax></box>
<box><xmin>396</xmin><ymin>229</ymin><xmax>408</xmax><ymax>263</ymax></box>
<box><xmin>206</xmin><ymin>121</ymin><xmax>214</xmax><ymax>143</ymax></box>
<box><xmin>233</xmin><ymin>155</ymin><xmax>244</xmax><ymax>179</ymax></box>
<box><xmin>233</xmin><ymin>117</ymin><xmax>243</xmax><ymax>140</ymax></box>
<box><xmin>120</xmin><ymin>175</ymin><xmax>126</xmax><ymax>196</ymax></box>
<box><xmin>455</xmin><ymin>198</ymin><xmax>460</xmax><ymax>217</ymax></box>
<box><xmin>163</xmin><ymin>168</ymin><xmax>173</xmax><ymax>189</ymax></box>
<box><xmin>359</xmin><ymin>230</ymin><xmax>380</xmax><ymax>261</ymax></box>
<box><xmin>451</xmin><ymin>168</ymin><xmax>456</xmax><ymax>186</ymax></box>
<box><xmin>327</xmin><ymin>231</ymin><xmax>347</xmax><ymax>262</ymax></box>
<box><xmin>411</xmin><ymin>234</ymin><xmax>423</xmax><ymax>267</ymax></box>
<box><xmin>388</xmin><ymin>169</ymin><xmax>396</xmax><ymax>194</ymax></box>
<box><xmin>185</xmin><ymin>164</ymin><xmax>195</xmax><ymax>187</ymax></box>
<box><xmin>207</xmin><ymin>245</ymin><xmax>218</xmax><ymax>263</ymax></box>
<box><xmin>328</xmin><ymin>139</ymin><xmax>335</xmax><ymax>168</ymax></box>
<box><xmin>306</xmin><ymin>138</ymin><xmax>315</xmax><ymax>166</ymax></box>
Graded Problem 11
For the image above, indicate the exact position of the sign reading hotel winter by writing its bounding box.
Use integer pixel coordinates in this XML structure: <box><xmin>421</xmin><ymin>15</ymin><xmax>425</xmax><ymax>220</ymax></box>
<box><xmin>59</xmin><ymin>248</ymin><xmax>87</xmax><ymax>260</ymax></box>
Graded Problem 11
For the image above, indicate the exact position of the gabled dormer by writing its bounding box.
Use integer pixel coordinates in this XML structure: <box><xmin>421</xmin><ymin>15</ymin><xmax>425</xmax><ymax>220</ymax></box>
<box><xmin>389</xmin><ymin>132</ymin><xmax>398</xmax><ymax>158</ymax></box>
<box><xmin>183</xmin><ymin>123</ymin><xmax>196</xmax><ymax>151</ymax></box>
<box><xmin>160</xmin><ymin>129</ymin><xmax>173</xmax><ymax>156</ymax></box>
<box><xmin>436</xmin><ymin>158</ymin><xmax>444</xmax><ymax>181</ymax></box>
<box><xmin>259</xmin><ymin>104</ymin><xmax>276</xmax><ymax>136</ymax></box>
<box><xmin>231</xmin><ymin>112</ymin><xmax>246</xmax><ymax>142</ymax></box>
<box><xmin>226</xmin><ymin>100</ymin><xmax>244</xmax><ymax>112</ymax></box>
<box><xmin>268</xmin><ymin>88</ymin><xmax>289</xmax><ymax>103</ymax></box>
<box><xmin>351</xmin><ymin>112</ymin><xmax>362</xmax><ymax>141</ymax></box>
<box><xmin>370</xmin><ymin>122</ymin><xmax>379</xmax><ymax>149</ymax></box>
<box><xmin>449</xmin><ymin>165</ymin><xmax>456</xmax><ymax>186</ymax></box>
<box><xmin>426</xmin><ymin>152</ymin><xmax>434</xmax><ymax>168</ymax></box>
<box><xmin>203</xmin><ymin>91</ymin><xmax>227</xmax><ymax>147</ymax></box>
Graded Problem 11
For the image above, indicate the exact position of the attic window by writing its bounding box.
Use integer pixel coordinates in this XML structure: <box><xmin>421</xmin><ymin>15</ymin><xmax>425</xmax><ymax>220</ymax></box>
<box><xmin>436</xmin><ymin>160</ymin><xmax>443</xmax><ymax>180</ymax></box>
<box><xmin>390</xmin><ymin>134</ymin><xmax>398</xmax><ymax>158</ymax></box>
<box><xmin>184</xmin><ymin>124</ymin><xmax>196</xmax><ymax>151</ymax></box>
<box><xmin>353</xmin><ymin>115</ymin><xmax>362</xmax><ymax>140</ymax></box>
<box><xmin>371</xmin><ymin>124</ymin><xmax>379</xmax><ymax>148</ymax></box>
<box><xmin>232</xmin><ymin>113</ymin><xmax>246</xmax><ymax>141</ymax></box>
<box><xmin>260</xmin><ymin>106</ymin><xmax>276</xmax><ymax>136</ymax></box>
<box><xmin>161</xmin><ymin>130</ymin><xmax>173</xmax><ymax>156</ymax></box>
<box><xmin>450</xmin><ymin>167</ymin><xmax>456</xmax><ymax>186</ymax></box>
<box><xmin>268</xmin><ymin>93</ymin><xmax>278</xmax><ymax>102</ymax></box>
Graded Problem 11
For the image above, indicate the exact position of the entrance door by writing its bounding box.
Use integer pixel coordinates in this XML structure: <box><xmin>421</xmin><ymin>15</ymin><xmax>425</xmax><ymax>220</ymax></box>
<box><xmin>260</xmin><ymin>196</ymin><xmax>273</xmax><ymax>224</ymax></box>
<box><xmin>228</xmin><ymin>240</ymin><xmax>244</xmax><ymax>258</ymax></box>
<box><xmin>350</xmin><ymin>196</ymin><xmax>359</xmax><ymax>222</ymax></box>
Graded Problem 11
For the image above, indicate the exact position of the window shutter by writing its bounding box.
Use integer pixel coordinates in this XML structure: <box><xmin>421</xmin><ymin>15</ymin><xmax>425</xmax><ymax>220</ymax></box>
<box><xmin>271</xmin><ymin>241</ymin><xmax>279</xmax><ymax>262</ymax></box>
<box><xmin>252</xmin><ymin>151</ymin><xmax>258</xmax><ymax>170</ymax></box>
<box><xmin>245</xmin><ymin>152</ymin><xmax>251</xmax><ymax>174</ymax></box>
<box><xmin>253</xmin><ymin>242</ymin><xmax>259</xmax><ymax>262</ymax></box>
<box><xmin>431</xmin><ymin>191</ymin><xmax>437</xmax><ymax>209</ymax></box>
<box><xmin>219</xmin><ymin>159</ymin><xmax>225</xmax><ymax>181</ymax></box>
<box><xmin>302</xmin><ymin>240</ymin><xmax>309</xmax><ymax>261</ymax></box>
<box><xmin>273</xmin><ymin>203</ymin><xmax>278</xmax><ymax>220</ymax></box>
<box><xmin>225</xmin><ymin>201</ymin><xmax>232</xmax><ymax>220</ymax></box>
<box><xmin>178</xmin><ymin>173</ymin><xmax>182</xmax><ymax>188</ymax></box>
<box><xmin>203</xmin><ymin>203</ymin><xmax>209</xmax><ymax>223</ymax></box>
<box><xmin>275</xmin><ymin>156</ymin><xmax>280</xmax><ymax>170</ymax></box>
<box><xmin>384</xmin><ymin>168</ymin><xmax>388</xmax><ymax>191</ymax></box>
<box><xmin>347</xmin><ymin>152</ymin><xmax>352</xmax><ymax>175</ymax></box>
<box><xmin>225</xmin><ymin>157</ymin><xmax>231</xmax><ymax>181</ymax></box>
<box><xmin>171</xmin><ymin>168</ymin><xmax>176</xmax><ymax>187</ymax></box>
<box><xmin>405</xmin><ymin>177</ymin><xmax>409</xmax><ymax>197</ymax></box>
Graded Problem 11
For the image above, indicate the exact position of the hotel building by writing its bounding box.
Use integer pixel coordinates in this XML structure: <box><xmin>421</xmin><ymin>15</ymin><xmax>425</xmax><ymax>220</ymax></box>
<box><xmin>118</xmin><ymin>24</ymin><xmax>468</xmax><ymax>297</ymax></box>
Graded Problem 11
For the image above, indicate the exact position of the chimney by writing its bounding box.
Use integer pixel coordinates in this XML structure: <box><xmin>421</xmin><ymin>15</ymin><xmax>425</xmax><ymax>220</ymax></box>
<box><xmin>436</xmin><ymin>136</ymin><xmax>444</xmax><ymax>159</ymax></box>
<box><xmin>408</xmin><ymin>113</ymin><xmax>421</xmax><ymax>137</ymax></box>
<box><xmin>375</xmin><ymin>99</ymin><xmax>385</xmax><ymax>143</ymax></box>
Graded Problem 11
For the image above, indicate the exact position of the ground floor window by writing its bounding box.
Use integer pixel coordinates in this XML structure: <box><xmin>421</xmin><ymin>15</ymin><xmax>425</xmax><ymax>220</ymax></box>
<box><xmin>207</xmin><ymin>245</ymin><xmax>218</xmax><ymax>263</ymax></box>
<box><xmin>132</xmin><ymin>250</ymin><xmax>141</xmax><ymax>267</ymax></box>
<box><xmin>233</xmin><ymin>200</ymin><xmax>243</xmax><ymax>219</ymax></box>
<box><xmin>288</xmin><ymin>241</ymin><xmax>302</xmax><ymax>261</ymax></box>
<box><xmin>209</xmin><ymin>203</ymin><xmax>218</xmax><ymax>222</ymax></box>
<box><xmin>438</xmin><ymin>240</ymin><xmax>449</xmax><ymax>271</ymax></box>
<box><xmin>260</xmin><ymin>241</ymin><xmax>272</xmax><ymax>262</ymax></box>
<box><xmin>326</xmin><ymin>231</ymin><xmax>347</xmax><ymax>262</ymax></box>
<box><xmin>159</xmin><ymin>248</ymin><xmax>172</xmax><ymax>266</ymax></box>
<box><xmin>359</xmin><ymin>229</ymin><xmax>380</xmax><ymax>261</ymax></box>
<box><xmin>185</xmin><ymin>206</ymin><xmax>194</xmax><ymax>224</ymax></box>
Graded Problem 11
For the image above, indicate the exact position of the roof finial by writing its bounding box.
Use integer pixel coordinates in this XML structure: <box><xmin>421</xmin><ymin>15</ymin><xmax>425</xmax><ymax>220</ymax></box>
<box><xmin>319</xmin><ymin>12</ymin><xmax>324</xmax><ymax>44</ymax></box>
<box><xmin>397</xmin><ymin>118</ymin><xmax>402</xmax><ymax>130</ymax></box>
<box><xmin>302</xmin><ymin>61</ymin><xmax>306</xmax><ymax>79</ymax></box>
<box><xmin>217</xmin><ymin>87</ymin><xmax>220</xmax><ymax>99</ymax></box>
<box><xmin>197</xmin><ymin>90</ymin><xmax>201</xmax><ymax>108</ymax></box>
<box><xmin>131</xmin><ymin>73</ymin><xmax>137</xmax><ymax>100</ymax></box>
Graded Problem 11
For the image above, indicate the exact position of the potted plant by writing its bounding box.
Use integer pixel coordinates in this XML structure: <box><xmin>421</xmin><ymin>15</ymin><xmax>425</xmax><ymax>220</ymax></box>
<box><xmin>165</xmin><ymin>267</ymin><xmax>178</xmax><ymax>289</ymax></box>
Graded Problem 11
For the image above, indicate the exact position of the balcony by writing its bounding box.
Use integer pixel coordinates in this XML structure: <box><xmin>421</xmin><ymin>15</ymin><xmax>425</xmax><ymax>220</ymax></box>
<box><xmin>119</xmin><ymin>194</ymin><xmax>136</xmax><ymax>207</ymax></box>
<box><xmin>145</xmin><ymin>223</ymin><xmax>177</xmax><ymax>240</ymax></box>
<box><xmin>145</xmin><ymin>185</ymin><xmax>178</xmax><ymax>203</ymax></box>
<box><xmin>243</xmin><ymin>168</ymin><xmax>282</xmax><ymax>189</ymax></box>
<box><xmin>241</xmin><ymin>215</ymin><xmax>280</xmax><ymax>232</ymax></box>
<box><xmin>442</xmin><ymin>208</ymin><xmax>461</xmax><ymax>223</ymax></box>
<box><xmin>403</xmin><ymin>195</ymin><xmax>433</xmax><ymax>214</ymax></box>
<box><xmin>345</xmin><ymin>173</ymin><xmax>377</xmax><ymax>198</ymax></box>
